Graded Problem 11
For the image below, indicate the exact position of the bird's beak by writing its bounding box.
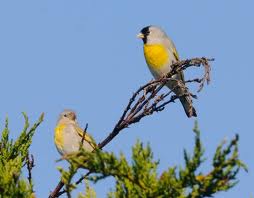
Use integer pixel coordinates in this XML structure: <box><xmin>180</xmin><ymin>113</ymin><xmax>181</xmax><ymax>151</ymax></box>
<box><xmin>137</xmin><ymin>33</ymin><xmax>144</xmax><ymax>39</ymax></box>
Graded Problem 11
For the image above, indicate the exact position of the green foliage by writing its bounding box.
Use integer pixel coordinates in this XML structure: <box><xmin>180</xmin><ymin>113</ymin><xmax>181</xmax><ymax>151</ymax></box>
<box><xmin>78</xmin><ymin>181</ymin><xmax>96</xmax><ymax>198</ymax></box>
<box><xmin>62</xmin><ymin>122</ymin><xmax>247</xmax><ymax>198</ymax></box>
<box><xmin>0</xmin><ymin>113</ymin><xmax>44</xmax><ymax>198</ymax></box>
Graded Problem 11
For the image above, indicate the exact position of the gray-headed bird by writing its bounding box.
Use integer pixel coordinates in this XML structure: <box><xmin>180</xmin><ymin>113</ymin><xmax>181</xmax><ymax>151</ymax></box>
<box><xmin>54</xmin><ymin>110</ymin><xmax>96</xmax><ymax>156</ymax></box>
<box><xmin>137</xmin><ymin>25</ymin><xmax>197</xmax><ymax>117</ymax></box>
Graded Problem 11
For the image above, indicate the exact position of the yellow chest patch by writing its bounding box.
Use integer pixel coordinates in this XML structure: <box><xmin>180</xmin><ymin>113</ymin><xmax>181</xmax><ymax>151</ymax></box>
<box><xmin>144</xmin><ymin>44</ymin><xmax>169</xmax><ymax>70</ymax></box>
<box><xmin>54</xmin><ymin>124</ymin><xmax>66</xmax><ymax>151</ymax></box>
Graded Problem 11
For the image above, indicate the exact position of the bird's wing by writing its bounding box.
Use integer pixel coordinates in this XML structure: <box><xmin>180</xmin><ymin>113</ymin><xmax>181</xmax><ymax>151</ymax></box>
<box><xmin>164</xmin><ymin>37</ymin><xmax>179</xmax><ymax>59</ymax></box>
<box><xmin>167</xmin><ymin>39</ymin><xmax>185</xmax><ymax>82</ymax></box>
<box><xmin>74</xmin><ymin>125</ymin><xmax>97</xmax><ymax>149</ymax></box>
<box><xmin>172</xmin><ymin>42</ymin><xmax>180</xmax><ymax>62</ymax></box>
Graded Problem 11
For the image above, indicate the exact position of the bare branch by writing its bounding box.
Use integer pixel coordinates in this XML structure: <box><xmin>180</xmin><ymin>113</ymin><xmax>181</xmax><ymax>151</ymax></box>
<box><xmin>49</xmin><ymin>181</ymin><xmax>65</xmax><ymax>198</ymax></box>
<box><xmin>26</xmin><ymin>153</ymin><xmax>35</xmax><ymax>191</ymax></box>
<box><xmin>80</xmin><ymin>123</ymin><xmax>89</xmax><ymax>150</ymax></box>
<box><xmin>56</xmin><ymin>171</ymin><xmax>92</xmax><ymax>197</ymax></box>
<box><xmin>98</xmin><ymin>57</ymin><xmax>213</xmax><ymax>149</ymax></box>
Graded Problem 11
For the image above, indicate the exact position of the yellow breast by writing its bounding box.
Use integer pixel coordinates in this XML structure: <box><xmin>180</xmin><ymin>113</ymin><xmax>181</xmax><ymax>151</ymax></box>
<box><xmin>54</xmin><ymin>124</ymin><xmax>66</xmax><ymax>151</ymax></box>
<box><xmin>143</xmin><ymin>44</ymin><xmax>169</xmax><ymax>70</ymax></box>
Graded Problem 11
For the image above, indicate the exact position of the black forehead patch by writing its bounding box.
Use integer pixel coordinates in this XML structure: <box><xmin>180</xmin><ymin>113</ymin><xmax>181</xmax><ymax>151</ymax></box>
<box><xmin>141</xmin><ymin>26</ymin><xmax>151</xmax><ymax>35</ymax></box>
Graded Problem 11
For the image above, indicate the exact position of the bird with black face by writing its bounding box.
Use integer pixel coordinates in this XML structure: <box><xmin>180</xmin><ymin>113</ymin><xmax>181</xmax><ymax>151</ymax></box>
<box><xmin>137</xmin><ymin>25</ymin><xmax>197</xmax><ymax>117</ymax></box>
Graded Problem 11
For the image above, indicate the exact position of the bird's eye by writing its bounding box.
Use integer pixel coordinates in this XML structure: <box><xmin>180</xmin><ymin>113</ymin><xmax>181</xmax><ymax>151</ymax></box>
<box><xmin>63</xmin><ymin>114</ymin><xmax>67</xmax><ymax>117</ymax></box>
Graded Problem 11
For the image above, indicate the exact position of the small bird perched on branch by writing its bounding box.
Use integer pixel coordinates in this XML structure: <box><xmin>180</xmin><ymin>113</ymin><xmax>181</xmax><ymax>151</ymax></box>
<box><xmin>54</xmin><ymin>110</ymin><xmax>96</xmax><ymax>156</ymax></box>
<box><xmin>137</xmin><ymin>25</ymin><xmax>197</xmax><ymax>117</ymax></box>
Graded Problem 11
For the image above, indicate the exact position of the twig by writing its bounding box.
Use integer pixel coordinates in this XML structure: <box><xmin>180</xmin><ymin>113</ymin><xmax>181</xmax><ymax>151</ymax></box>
<box><xmin>98</xmin><ymin>57</ymin><xmax>213</xmax><ymax>149</ymax></box>
<box><xmin>56</xmin><ymin>171</ymin><xmax>92</xmax><ymax>197</ymax></box>
<box><xmin>169</xmin><ymin>57</ymin><xmax>213</xmax><ymax>92</ymax></box>
<box><xmin>80</xmin><ymin>123</ymin><xmax>89</xmax><ymax>149</ymax></box>
<box><xmin>49</xmin><ymin>181</ymin><xmax>64</xmax><ymax>198</ymax></box>
<box><xmin>26</xmin><ymin>153</ymin><xmax>35</xmax><ymax>191</ymax></box>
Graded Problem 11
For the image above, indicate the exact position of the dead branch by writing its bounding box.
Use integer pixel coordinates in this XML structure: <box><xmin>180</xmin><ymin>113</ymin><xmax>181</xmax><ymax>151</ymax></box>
<box><xmin>80</xmin><ymin>123</ymin><xmax>89</xmax><ymax>149</ymax></box>
<box><xmin>26</xmin><ymin>153</ymin><xmax>35</xmax><ymax>191</ymax></box>
<box><xmin>98</xmin><ymin>57</ymin><xmax>213</xmax><ymax>149</ymax></box>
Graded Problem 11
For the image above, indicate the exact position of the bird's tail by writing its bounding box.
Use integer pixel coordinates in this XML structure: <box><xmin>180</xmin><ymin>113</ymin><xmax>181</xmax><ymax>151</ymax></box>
<box><xmin>179</xmin><ymin>95</ymin><xmax>197</xmax><ymax>118</ymax></box>
<box><xmin>166</xmin><ymin>79</ymin><xmax>197</xmax><ymax>118</ymax></box>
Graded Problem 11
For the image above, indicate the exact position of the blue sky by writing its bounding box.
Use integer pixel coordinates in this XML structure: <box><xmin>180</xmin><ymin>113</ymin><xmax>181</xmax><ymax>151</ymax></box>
<box><xmin>0</xmin><ymin>0</ymin><xmax>253</xmax><ymax>197</ymax></box>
